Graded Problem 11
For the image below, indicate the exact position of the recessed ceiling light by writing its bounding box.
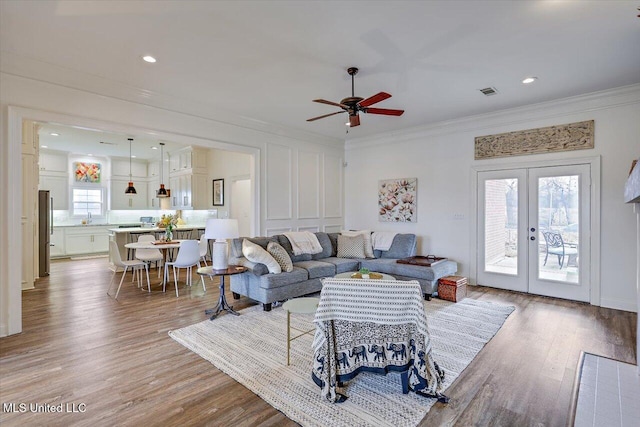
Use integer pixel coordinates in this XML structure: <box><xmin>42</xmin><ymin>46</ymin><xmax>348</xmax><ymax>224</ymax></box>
<box><xmin>50</xmin><ymin>132</ymin><xmax>59</xmax><ymax>136</ymax></box>
<box><xmin>345</xmin><ymin>122</ymin><xmax>350</xmax><ymax>126</ymax></box>
<box><xmin>522</xmin><ymin>77</ymin><xmax>538</xmax><ymax>84</ymax></box>
<box><xmin>41</xmin><ymin>145</ymin><xmax>48</xmax><ymax>148</ymax></box>
<box><xmin>151</xmin><ymin>146</ymin><xmax>158</xmax><ymax>150</ymax></box>
<box><xmin>131</xmin><ymin>155</ymin><xmax>137</xmax><ymax>158</ymax></box>
<box><xmin>87</xmin><ymin>154</ymin><xmax>93</xmax><ymax>156</ymax></box>
<box><xmin>142</xmin><ymin>55</ymin><xmax>156</xmax><ymax>63</ymax></box>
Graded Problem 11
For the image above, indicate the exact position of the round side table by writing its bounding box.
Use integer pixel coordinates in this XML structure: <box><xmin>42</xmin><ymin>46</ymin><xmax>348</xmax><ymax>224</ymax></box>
<box><xmin>197</xmin><ymin>266</ymin><xmax>247</xmax><ymax>319</ymax></box>
<box><xmin>282</xmin><ymin>297</ymin><xmax>320</xmax><ymax>366</ymax></box>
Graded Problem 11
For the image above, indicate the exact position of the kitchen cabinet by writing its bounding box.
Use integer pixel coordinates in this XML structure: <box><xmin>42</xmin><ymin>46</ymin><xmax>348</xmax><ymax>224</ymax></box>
<box><xmin>111</xmin><ymin>158</ymin><xmax>147</xmax><ymax>178</ymax></box>
<box><xmin>39</xmin><ymin>175</ymin><xmax>69</xmax><ymax>210</ymax></box>
<box><xmin>50</xmin><ymin>228</ymin><xmax>65</xmax><ymax>258</ymax></box>
<box><xmin>39</xmin><ymin>151</ymin><xmax>68</xmax><ymax>173</ymax></box>
<box><xmin>64</xmin><ymin>226</ymin><xmax>110</xmax><ymax>255</ymax></box>
<box><xmin>110</xmin><ymin>179</ymin><xmax>148</xmax><ymax>209</ymax></box>
<box><xmin>147</xmin><ymin>161</ymin><xmax>160</xmax><ymax>178</ymax></box>
<box><xmin>168</xmin><ymin>146</ymin><xmax>209</xmax><ymax>209</ymax></box>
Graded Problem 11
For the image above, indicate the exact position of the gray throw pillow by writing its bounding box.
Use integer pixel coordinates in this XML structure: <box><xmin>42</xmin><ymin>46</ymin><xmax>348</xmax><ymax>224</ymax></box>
<box><xmin>337</xmin><ymin>234</ymin><xmax>367</xmax><ymax>259</ymax></box>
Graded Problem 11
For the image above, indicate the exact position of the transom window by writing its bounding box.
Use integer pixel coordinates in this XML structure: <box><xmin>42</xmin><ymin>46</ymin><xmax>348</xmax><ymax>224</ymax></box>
<box><xmin>72</xmin><ymin>188</ymin><xmax>103</xmax><ymax>216</ymax></box>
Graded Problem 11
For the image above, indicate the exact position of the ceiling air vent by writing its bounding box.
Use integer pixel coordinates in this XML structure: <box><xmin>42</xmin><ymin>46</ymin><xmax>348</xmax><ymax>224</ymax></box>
<box><xmin>99</xmin><ymin>141</ymin><xmax>117</xmax><ymax>145</ymax></box>
<box><xmin>479</xmin><ymin>87</ymin><xmax>498</xmax><ymax>96</ymax></box>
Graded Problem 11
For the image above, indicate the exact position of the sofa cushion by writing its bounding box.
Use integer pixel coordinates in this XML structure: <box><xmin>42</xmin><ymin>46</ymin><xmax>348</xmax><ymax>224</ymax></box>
<box><xmin>341</xmin><ymin>230</ymin><xmax>374</xmax><ymax>258</ymax></box>
<box><xmin>337</xmin><ymin>234</ymin><xmax>367</xmax><ymax>259</ymax></box>
<box><xmin>379</xmin><ymin>234</ymin><xmax>417</xmax><ymax>259</ymax></box>
<box><xmin>243</xmin><ymin>239</ymin><xmax>281</xmax><ymax>274</ymax></box>
<box><xmin>293</xmin><ymin>260</ymin><xmax>336</xmax><ymax>279</ymax></box>
<box><xmin>257</xmin><ymin>266</ymin><xmax>309</xmax><ymax>289</ymax></box>
<box><xmin>277</xmin><ymin>235</ymin><xmax>313</xmax><ymax>262</ymax></box>
<box><xmin>311</xmin><ymin>232</ymin><xmax>333</xmax><ymax>260</ymax></box>
<box><xmin>322</xmin><ymin>257</ymin><xmax>360</xmax><ymax>274</ymax></box>
<box><xmin>267</xmin><ymin>241</ymin><xmax>293</xmax><ymax>273</ymax></box>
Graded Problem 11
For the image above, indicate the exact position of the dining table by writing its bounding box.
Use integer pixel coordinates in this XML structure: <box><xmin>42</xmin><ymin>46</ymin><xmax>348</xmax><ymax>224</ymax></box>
<box><xmin>124</xmin><ymin>240</ymin><xmax>183</xmax><ymax>287</ymax></box>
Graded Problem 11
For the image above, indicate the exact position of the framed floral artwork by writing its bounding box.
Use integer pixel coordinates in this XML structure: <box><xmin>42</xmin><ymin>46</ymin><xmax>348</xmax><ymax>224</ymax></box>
<box><xmin>74</xmin><ymin>162</ymin><xmax>101</xmax><ymax>183</ymax></box>
<box><xmin>378</xmin><ymin>178</ymin><xmax>417</xmax><ymax>222</ymax></box>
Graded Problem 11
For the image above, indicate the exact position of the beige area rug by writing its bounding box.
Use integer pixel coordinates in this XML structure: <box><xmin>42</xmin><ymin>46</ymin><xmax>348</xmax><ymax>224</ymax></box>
<box><xmin>169</xmin><ymin>298</ymin><xmax>514</xmax><ymax>427</ymax></box>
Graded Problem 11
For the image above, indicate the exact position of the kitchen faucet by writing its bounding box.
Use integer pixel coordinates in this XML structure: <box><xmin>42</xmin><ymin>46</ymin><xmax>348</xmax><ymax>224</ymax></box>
<box><xmin>87</xmin><ymin>212</ymin><xmax>92</xmax><ymax>224</ymax></box>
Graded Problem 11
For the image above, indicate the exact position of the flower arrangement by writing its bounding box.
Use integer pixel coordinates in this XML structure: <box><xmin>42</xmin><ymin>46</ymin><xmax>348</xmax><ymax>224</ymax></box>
<box><xmin>157</xmin><ymin>214</ymin><xmax>178</xmax><ymax>241</ymax></box>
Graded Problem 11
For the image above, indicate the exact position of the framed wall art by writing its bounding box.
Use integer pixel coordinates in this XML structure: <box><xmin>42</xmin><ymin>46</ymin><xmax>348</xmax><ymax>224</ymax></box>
<box><xmin>74</xmin><ymin>162</ymin><xmax>101</xmax><ymax>183</ymax></box>
<box><xmin>378</xmin><ymin>178</ymin><xmax>417</xmax><ymax>222</ymax></box>
<box><xmin>213</xmin><ymin>179</ymin><xmax>224</xmax><ymax>206</ymax></box>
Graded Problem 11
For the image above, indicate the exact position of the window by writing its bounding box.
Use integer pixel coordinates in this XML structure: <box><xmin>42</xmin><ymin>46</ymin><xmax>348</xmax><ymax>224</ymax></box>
<box><xmin>72</xmin><ymin>188</ymin><xmax>103</xmax><ymax>217</ymax></box>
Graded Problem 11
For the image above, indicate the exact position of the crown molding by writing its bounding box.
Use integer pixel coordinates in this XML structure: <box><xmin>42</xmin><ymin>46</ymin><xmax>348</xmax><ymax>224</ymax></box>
<box><xmin>345</xmin><ymin>84</ymin><xmax>640</xmax><ymax>151</ymax></box>
<box><xmin>0</xmin><ymin>51</ymin><xmax>344</xmax><ymax>148</ymax></box>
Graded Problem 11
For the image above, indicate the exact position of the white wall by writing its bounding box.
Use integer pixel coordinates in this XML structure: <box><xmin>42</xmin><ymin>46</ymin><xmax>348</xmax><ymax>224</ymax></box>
<box><xmin>0</xmin><ymin>72</ymin><xmax>345</xmax><ymax>336</ymax></box>
<box><xmin>345</xmin><ymin>85</ymin><xmax>640</xmax><ymax>313</ymax></box>
<box><xmin>207</xmin><ymin>148</ymin><xmax>252</xmax><ymax>220</ymax></box>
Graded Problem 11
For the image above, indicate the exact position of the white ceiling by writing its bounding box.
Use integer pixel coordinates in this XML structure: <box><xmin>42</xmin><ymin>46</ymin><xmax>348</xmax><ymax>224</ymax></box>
<box><xmin>2</xmin><ymin>1</ymin><xmax>639</xmax><ymax>142</ymax></box>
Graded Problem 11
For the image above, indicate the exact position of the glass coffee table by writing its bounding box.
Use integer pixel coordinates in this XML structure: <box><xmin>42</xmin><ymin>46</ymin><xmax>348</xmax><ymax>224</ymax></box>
<box><xmin>334</xmin><ymin>271</ymin><xmax>396</xmax><ymax>280</ymax></box>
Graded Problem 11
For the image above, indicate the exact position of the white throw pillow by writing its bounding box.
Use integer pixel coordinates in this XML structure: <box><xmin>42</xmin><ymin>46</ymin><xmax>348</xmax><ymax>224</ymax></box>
<box><xmin>337</xmin><ymin>234</ymin><xmax>367</xmax><ymax>259</ymax></box>
<box><xmin>267</xmin><ymin>241</ymin><xmax>293</xmax><ymax>273</ymax></box>
<box><xmin>242</xmin><ymin>239</ymin><xmax>281</xmax><ymax>274</ymax></box>
<box><xmin>341</xmin><ymin>230</ymin><xmax>374</xmax><ymax>258</ymax></box>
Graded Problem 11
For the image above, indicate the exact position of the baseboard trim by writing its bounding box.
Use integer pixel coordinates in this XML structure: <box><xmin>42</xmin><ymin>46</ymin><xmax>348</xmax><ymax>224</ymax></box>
<box><xmin>600</xmin><ymin>297</ymin><xmax>638</xmax><ymax>313</ymax></box>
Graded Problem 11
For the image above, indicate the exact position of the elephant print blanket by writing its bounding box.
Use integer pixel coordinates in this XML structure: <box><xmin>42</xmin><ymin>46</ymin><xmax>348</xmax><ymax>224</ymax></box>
<box><xmin>311</xmin><ymin>278</ymin><xmax>446</xmax><ymax>403</ymax></box>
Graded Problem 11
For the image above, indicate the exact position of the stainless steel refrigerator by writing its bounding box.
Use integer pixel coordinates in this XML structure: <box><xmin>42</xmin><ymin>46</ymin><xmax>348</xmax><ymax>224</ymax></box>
<box><xmin>38</xmin><ymin>190</ymin><xmax>51</xmax><ymax>277</ymax></box>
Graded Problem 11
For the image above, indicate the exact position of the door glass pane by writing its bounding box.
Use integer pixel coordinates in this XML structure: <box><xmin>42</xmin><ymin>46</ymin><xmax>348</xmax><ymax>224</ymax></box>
<box><xmin>484</xmin><ymin>178</ymin><xmax>518</xmax><ymax>275</ymax></box>
<box><xmin>537</xmin><ymin>175</ymin><xmax>579</xmax><ymax>283</ymax></box>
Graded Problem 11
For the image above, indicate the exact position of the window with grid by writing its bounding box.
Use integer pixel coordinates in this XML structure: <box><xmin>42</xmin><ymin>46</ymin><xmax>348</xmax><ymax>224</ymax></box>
<box><xmin>72</xmin><ymin>188</ymin><xmax>104</xmax><ymax>216</ymax></box>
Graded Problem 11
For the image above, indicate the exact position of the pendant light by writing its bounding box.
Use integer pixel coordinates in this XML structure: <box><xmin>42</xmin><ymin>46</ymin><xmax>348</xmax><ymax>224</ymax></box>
<box><xmin>125</xmin><ymin>138</ymin><xmax>137</xmax><ymax>195</ymax></box>
<box><xmin>156</xmin><ymin>142</ymin><xmax>168</xmax><ymax>198</ymax></box>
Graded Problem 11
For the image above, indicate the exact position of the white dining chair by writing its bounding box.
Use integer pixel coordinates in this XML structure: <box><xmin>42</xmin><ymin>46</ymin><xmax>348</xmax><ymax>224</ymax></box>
<box><xmin>136</xmin><ymin>234</ymin><xmax>164</xmax><ymax>277</ymax></box>
<box><xmin>198</xmin><ymin>237</ymin><xmax>209</xmax><ymax>266</ymax></box>
<box><xmin>108</xmin><ymin>240</ymin><xmax>150</xmax><ymax>299</ymax></box>
<box><xmin>163</xmin><ymin>240</ymin><xmax>205</xmax><ymax>297</ymax></box>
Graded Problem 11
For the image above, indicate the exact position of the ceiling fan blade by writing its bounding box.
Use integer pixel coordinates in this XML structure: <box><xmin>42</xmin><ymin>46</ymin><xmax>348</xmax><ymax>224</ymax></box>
<box><xmin>358</xmin><ymin>92</ymin><xmax>392</xmax><ymax>108</ymax></box>
<box><xmin>364</xmin><ymin>107</ymin><xmax>404</xmax><ymax>116</ymax></box>
<box><xmin>313</xmin><ymin>99</ymin><xmax>349</xmax><ymax>109</ymax></box>
<box><xmin>307</xmin><ymin>111</ymin><xmax>346</xmax><ymax>122</ymax></box>
<box><xmin>349</xmin><ymin>114</ymin><xmax>360</xmax><ymax>127</ymax></box>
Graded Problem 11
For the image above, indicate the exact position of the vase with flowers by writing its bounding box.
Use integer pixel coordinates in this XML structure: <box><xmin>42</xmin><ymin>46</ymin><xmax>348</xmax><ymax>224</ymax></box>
<box><xmin>157</xmin><ymin>214</ymin><xmax>178</xmax><ymax>242</ymax></box>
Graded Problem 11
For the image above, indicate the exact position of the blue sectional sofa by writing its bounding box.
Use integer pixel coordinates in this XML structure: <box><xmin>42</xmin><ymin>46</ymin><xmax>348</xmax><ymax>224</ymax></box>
<box><xmin>228</xmin><ymin>232</ymin><xmax>457</xmax><ymax>311</ymax></box>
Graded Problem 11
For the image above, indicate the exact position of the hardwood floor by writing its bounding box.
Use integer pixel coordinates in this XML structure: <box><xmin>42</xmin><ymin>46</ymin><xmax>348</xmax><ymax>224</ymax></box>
<box><xmin>0</xmin><ymin>258</ymin><xmax>636</xmax><ymax>427</ymax></box>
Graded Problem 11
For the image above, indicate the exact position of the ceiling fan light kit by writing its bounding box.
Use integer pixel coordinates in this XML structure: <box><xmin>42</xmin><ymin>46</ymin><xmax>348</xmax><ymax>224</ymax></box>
<box><xmin>307</xmin><ymin>67</ymin><xmax>404</xmax><ymax>127</ymax></box>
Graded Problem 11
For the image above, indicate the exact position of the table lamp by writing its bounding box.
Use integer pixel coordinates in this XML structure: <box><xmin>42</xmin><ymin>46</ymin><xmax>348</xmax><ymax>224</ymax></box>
<box><xmin>205</xmin><ymin>218</ymin><xmax>240</xmax><ymax>270</ymax></box>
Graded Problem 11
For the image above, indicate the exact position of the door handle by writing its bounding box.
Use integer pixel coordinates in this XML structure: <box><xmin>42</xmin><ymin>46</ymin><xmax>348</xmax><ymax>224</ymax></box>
<box><xmin>530</xmin><ymin>236</ymin><xmax>536</xmax><ymax>241</ymax></box>
<box><xmin>530</xmin><ymin>227</ymin><xmax>536</xmax><ymax>232</ymax></box>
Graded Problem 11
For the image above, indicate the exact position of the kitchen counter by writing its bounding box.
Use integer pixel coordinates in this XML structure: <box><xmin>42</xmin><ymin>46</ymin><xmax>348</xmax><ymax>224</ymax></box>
<box><xmin>109</xmin><ymin>225</ymin><xmax>205</xmax><ymax>233</ymax></box>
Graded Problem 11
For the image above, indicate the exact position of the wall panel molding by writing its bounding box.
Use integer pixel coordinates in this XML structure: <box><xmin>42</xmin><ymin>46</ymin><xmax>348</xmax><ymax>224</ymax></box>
<box><xmin>266</xmin><ymin>144</ymin><xmax>292</xmax><ymax>220</ymax></box>
<box><xmin>297</xmin><ymin>150</ymin><xmax>320</xmax><ymax>219</ymax></box>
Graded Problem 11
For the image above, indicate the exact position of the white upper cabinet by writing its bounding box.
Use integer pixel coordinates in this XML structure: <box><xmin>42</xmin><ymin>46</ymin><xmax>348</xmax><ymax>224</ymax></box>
<box><xmin>111</xmin><ymin>157</ymin><xmax>147</xmax><ymax>178</ymax></box>
<box><xmin>167</xmin><ymin>146</ymin><xmax>209</xmax><ymax>209</ymax></box>
<box><xmin>39</xmin><ymin>151</ymin><xmax>68</xmax><ymax>173</ymax></box>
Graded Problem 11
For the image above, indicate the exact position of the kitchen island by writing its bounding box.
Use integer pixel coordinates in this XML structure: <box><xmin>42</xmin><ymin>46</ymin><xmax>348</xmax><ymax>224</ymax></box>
<box><xmin>108</xmin><ymin>226</ymin><xmax>206</xmax><ymax>269</ymax></box>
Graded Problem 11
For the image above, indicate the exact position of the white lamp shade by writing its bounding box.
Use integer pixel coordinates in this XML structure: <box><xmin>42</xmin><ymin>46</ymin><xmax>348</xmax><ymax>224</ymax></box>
<box><xmin>205</xmin><ymin>218</ymin><xmax>240</xmax><ymax>241</ymax></box>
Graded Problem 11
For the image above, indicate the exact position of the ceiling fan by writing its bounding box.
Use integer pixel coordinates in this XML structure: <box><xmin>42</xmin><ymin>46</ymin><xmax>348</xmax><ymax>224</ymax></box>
<box><xmin>307</xmin><ymin>67</ymin><xmax>404</xmax><ymax>127</ymax></box>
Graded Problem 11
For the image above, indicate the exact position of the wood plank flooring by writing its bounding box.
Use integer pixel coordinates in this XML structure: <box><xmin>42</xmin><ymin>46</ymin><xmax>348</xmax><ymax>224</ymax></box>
<box><xmin>0</xmin><ymin>258</ymin><xmax>636</xmax><ymax>427</ymax></box>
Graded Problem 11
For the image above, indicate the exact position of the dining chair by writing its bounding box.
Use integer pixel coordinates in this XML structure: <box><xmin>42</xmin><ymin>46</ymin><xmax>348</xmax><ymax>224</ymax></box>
<box><xmin>108</xmin><ymin>240</ymin><xmax>150</xmax><ymax>299</ymax></box>
<box><xmin>198</xmin><ymin>237</ymin><xmax>209</xmax><ymax>266</ymax></box>
<box><xmin>135</xmin><ymin>234</ymin><xmax>164</xmax><ymax>278</ymax></box>
<box><xmin>541</xmin><ymin>230</ymin><xmax>578</xmax><ymax>269</ymax></box>
<box><xmin>163</xmin><ymin>240</ymin><xmax>206</xmax><ymax>297</ymax></box>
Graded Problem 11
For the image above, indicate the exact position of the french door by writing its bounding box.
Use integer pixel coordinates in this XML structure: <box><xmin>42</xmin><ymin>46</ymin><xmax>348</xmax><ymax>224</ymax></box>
<box><xmin>477</xmin><ymin>164</ymin><xmax>591</xmax><ymax>302</ymax></box>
